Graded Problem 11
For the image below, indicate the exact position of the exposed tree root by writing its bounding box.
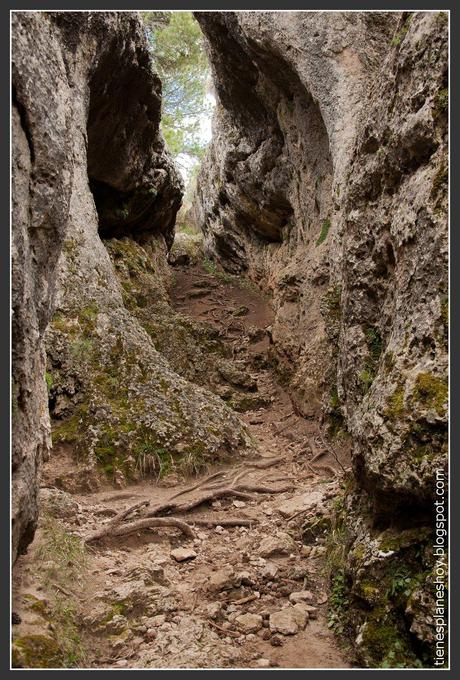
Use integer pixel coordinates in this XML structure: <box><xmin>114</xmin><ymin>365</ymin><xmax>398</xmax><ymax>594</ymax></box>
<box><xmin>312</xmin><ymin>464</ymin><xmax>338</xmax><ymax>478</ymax></box>
<box><xmin>146</xmin><ymin>488</ymin><xmax>257</xmax><ymax>517</ymax></box>
<box><xmin>245</xmin><ymin>456</ymin><xmax>284</xmax><ymax>469</ymax></box>
<box><xmin>85</xmin><ymin>500</ymin><xmax>150</xmax><ymax>542</ymax></box>
<box><xmin>167</xmin><ymin>471</ymin><xmax>228</xmax><ymax>501</ymax></box>
<box><xmin>237</xmin><ymin>483</ymin><xmax>293</xmax><ymax>494</ymax></box>
<box><xmin>86</xmin><ymin>516</ymin><xmax>195</xmax><ymax>543</ymax></box>
<box><xmin>187</xmin><ymin>518</ymin><xmax>255</xmax><ymax>527</ymax></box>
<box><xmin>310</xmin><ymin>450</ymin><xmax>327</xmax><ymax>463</ymax></box>
<box><xmin>85</xmin><ymin>456</ymin><xmax>292</xmax><ymax>544</ymax></box>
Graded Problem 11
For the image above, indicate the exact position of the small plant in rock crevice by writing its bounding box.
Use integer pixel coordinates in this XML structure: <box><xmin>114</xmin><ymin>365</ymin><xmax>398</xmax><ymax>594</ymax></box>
<box><xmin>316</xmin><ymin>217</ymin><xmax>331</xmax><ymax>246</ymax></box>
<box><xmin>359</xmin><ymin>324</ymin><xmax>383</xmax><ymax>394</ymax></box>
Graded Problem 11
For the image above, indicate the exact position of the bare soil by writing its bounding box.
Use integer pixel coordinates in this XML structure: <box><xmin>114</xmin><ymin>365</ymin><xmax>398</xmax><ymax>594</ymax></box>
<box><xmin>12</xmin><ymin>263</ymin><xmax>350</xmax><ymax>669</ymax></box>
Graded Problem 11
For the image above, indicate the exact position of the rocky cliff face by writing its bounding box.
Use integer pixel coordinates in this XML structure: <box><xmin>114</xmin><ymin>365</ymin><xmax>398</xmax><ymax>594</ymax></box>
<box><xmin>194</xmin><ymin>10</ymin><xmax>398</xmax><ymax>418</ymax></box>
<box><xmin>12</xmin><ymin>11</ymin><xmax>251</xmax><ymax>562</ymax></box>
<box><xmin>194</xmin><ymin>10</ymin><xmax>448</xmax><ymax>666</ymax></box>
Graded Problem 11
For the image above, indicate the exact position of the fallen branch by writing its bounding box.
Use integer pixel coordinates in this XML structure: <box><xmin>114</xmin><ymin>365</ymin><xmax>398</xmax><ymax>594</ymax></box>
<box><xmin>208</xmin><ymin>620</ymin><xmax>240</xmax><ymax>638</ymax></box>
<box><xmin>232</xmin><ymin>593</ymin><xmax>259</xmax><ymax>605</ymax></box>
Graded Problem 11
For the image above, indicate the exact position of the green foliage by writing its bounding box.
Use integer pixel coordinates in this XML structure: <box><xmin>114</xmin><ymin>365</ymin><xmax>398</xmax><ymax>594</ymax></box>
<box><xmin>143</xmin><ymin>12</ymin><xmax>211</xmax><ymax>163</ymax></box>
<box><xmin>232</xmin><ymin>305</ymin><xmax>250</xmax><ymax>317</ymax></box>
<box><xmin>316</xmin><ymin>217</ymin><xmax>331</xmax><ymax>246</ymax></box>
<box><xmin>179</xmin><ymin>224</ymin><xmax>199</xmax><ymax>236</ymax></box>
<box><xmin>328</xmin><ymin>572</ymin><xmax>350</xmax><ymax>634</ymax></box>
<box><xmin>323</xmin><ymin>284</ymin><xmax>342</xmax><ymax>318</ymax></box>
<box><xmin>132</xmin><ymin>435</ymin><xmax>174</xmax><ymax>478</ymax></box>
<box><xmin>383</xmin><ymin>350</ymin><xmax>396</xmax><ymax>372</ymax></box>
<box><xmin>390</xmin><ymin>14</ymin><xmax>412</xmax><ymax>46</ymax></box>
<box><xmin>328</xmin><ymin>387</ymin><xmax>346</xmax><ymax>438</ymax></box>
<box><xmin>203</xmin><ymin>257</ymin><xmax>217</xmax><ymax>275</ymax></box>
<box><xmin>364</xmin><ymin>325</ymin><xmax>383</xmax><ymax>363</ymax></box>
<box><xmin>38</xmin><ymin>517</ymin><xmax>88</xmax><ymax>585</ymax></box>
<box><xmin>434</xmin><ymin>88</ymin><xmax>448</xmax><ymax>114</ymax></box>
<box><xmin>51</xmin><ymin>411</ymin><xmax>85</xmax><ymax>445</ymax></box>
<box><xmin>13</xmin><ymin>635</ymin><xmax>64</xmax><ymax>668</ymax></box>
<box><xmin>359</xmin><ymin>369</ymin><xmax>374</xmax><ymax>395</ymax></box>
<box><xmin>45</xmin><ymin>372</ymin><xmax>53</xmax><ymax>394</ymax></box>
<box><xmin>387</xmin><ymin>566</ymin><xmax>414</xmax><ymax>600</ymax></box>
<box><xmin>115</xmin><ymin>205</ymin><xmax>130</xmax><ymax>221</ymax></box>
<box><xmin>69</xmin><ymin>337</ymin><xmax>92</xmax><ymax>361</ymax></box>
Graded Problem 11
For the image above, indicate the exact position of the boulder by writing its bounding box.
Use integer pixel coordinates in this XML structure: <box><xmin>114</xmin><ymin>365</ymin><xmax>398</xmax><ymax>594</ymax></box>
<box><xmin>170</xmin><ymin>547</ymin><xmax>197</xmax><ymax>563</ymax></box>
<box><xmin>269</xmin><ymin>609</ymin><xmax>299</xmax><ymax>636</ymax></box>
<box><xmin>277</xmin><ymin>491</ymin><xmax>324</xmax><ymax>518</ymax></box>
<box><xmin>208</xmin><ymin>566</ymin><xmax>237</xmax><ymax>592</ymax></box>
<box><xmin>235</xmin><ymin>613</ymin><xmax>263</xmax><ymax>634</ymax></box>
<box><xmin>259</xmin><ymin>532</ymin><xmax>297</xmax><ymax>557</ymax></box>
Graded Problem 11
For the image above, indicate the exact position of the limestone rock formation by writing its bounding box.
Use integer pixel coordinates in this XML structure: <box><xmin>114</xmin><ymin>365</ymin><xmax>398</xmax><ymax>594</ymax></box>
<box><xmin>194</xmin><ymin>10</ymin><xmax>448</xmax><ymax>666</ymax></box>
<box><xmin>11</xmin><ymin>10</ymin><xmax>250</xmax><ymax>562</ymax></box>
<box><xmin>44</xmin><ymin>233</ymin><xmax>251</xmax><ymax>488</ymax></box>
<box><xmin>11</xmin><ymin>8</ymin><xmax>448</xmax><ymax>668</ymax></box>
<box><xmin>194</xmin><ymin>10</ymin><xmax>399</xmax><ymax>417</ymax></box>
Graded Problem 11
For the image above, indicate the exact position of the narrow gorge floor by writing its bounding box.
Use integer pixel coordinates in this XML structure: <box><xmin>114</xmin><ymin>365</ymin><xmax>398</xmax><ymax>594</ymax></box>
<box><xmin>13</xmin><ymin>263</ymin><xmax>350</xmax><ymax>669</ymax></box>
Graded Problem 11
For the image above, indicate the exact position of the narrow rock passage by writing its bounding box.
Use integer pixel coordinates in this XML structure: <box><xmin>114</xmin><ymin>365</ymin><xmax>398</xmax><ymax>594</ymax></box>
<box><xmin>13</xmin><ymin>262</ymin><xmax>350</xmax><ymax>669</ymax></box>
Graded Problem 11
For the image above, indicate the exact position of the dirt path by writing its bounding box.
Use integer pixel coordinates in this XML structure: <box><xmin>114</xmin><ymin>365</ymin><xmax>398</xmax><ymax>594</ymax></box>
<box><xmin>13</xmin><ymin>264</ymin><xmax>350</xmax><ymax>669</ymax></box>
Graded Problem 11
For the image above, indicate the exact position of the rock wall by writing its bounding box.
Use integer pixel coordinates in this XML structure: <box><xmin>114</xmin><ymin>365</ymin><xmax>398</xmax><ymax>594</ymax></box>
<box><xmin>194</xmin><ymin>10</ymin><xmax>448</xmax><ymax>666</ymax></box>
<box><xmin>194</xmin><ymin>10</ymin><xmax>398</xmax><ymax>417</ymax></box>
<box><xmin>12</xmin><ymin>11</ymin><xmax>251</xmax><ymax>562</ymax></box>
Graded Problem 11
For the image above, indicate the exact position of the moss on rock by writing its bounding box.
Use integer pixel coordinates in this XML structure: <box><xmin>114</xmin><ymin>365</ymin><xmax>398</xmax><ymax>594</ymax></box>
<box><xmin>412</xmin><ymin>372</ymin><xmax>447</xmax><ymax>416</ymax></box>
<box><xmin>12</xmin><ymin>635</ymin><xmax>64</xmax><ymax>668</ymax></box>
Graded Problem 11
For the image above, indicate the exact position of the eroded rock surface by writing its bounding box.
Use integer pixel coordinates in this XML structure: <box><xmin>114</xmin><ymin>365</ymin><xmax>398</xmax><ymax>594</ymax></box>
<box><xmin>194</xmin><ymin>11</ymin><xmax>398</xmax><ymax>417</ymax></box>
<box><xmin>12</xmin><ymin>10</ymin><xmax>249</xmax><ymax>561</ymax></box>
<box><xmin>194</xmin><ymin>10</ymin><xmax>448</xmax><ymax>667</ymax></box>
<box><xmin>12</xmin><ymin>8</ymin><xmax>448</xmax><ymax>670</ymax></box>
